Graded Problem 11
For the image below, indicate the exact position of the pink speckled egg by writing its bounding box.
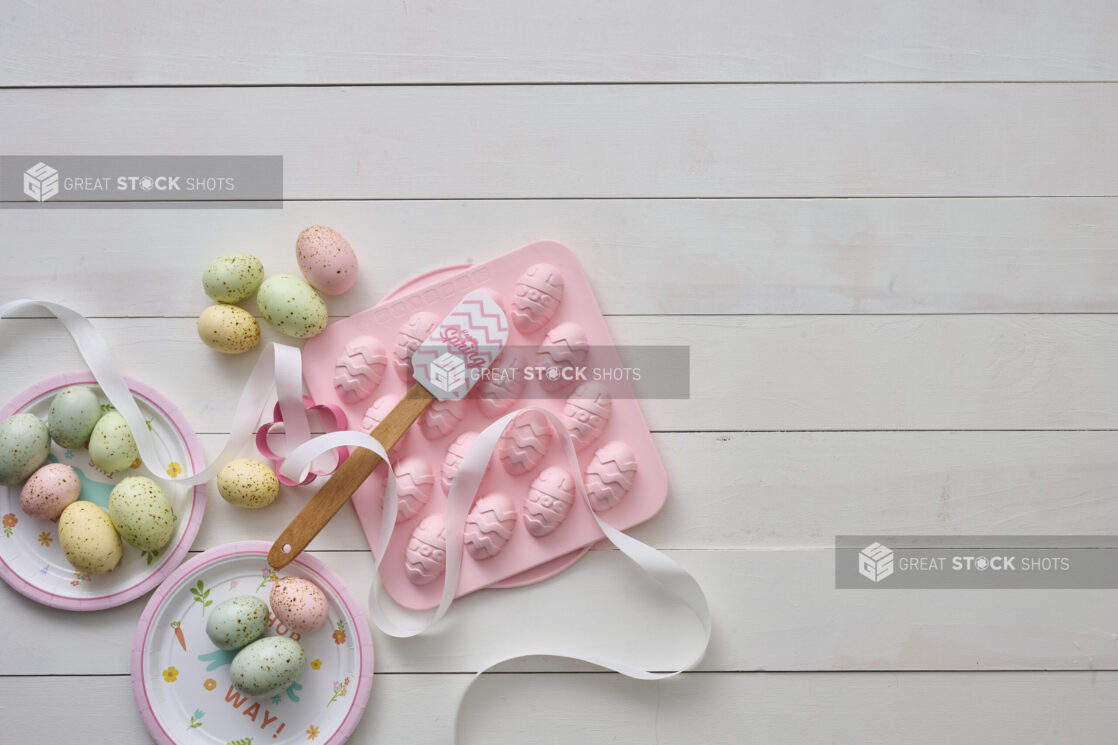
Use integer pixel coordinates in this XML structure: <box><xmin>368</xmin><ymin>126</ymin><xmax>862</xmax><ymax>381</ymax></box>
<box><xmin>440</xmin><ymin>431</ymin><xmax>478</xmax><ymax>494</ymax></box>
<box><xmin>511</xmin><ymin>263</ymin><xmax>564</xmax><ymax>334</ymax></box>
<box><xmin>464</xmin><ymin>493</ymin><xmax>517</xmax><ymax>560</ymax></box>
<box><xmin>296</xmin><ymin>225</ymin><xmax>358</xmax><ymax>296</ymax></box>
<box><xmin>20</xmin><ymin>463</ymin><xmax>81</xmax><ymax>521</ymax></box>
<box><xmin>497</xmin><ymin>410</ymin><xmax>552</xmax><ymax>476</ymax></box>
<box><xmin>585</xmin><ymin>441</ymin><xmax>638</xmax><ymax>513</ymax></box>
<box><xmin>524</xmin><ymin>466</ymin><xmax>576</xmax><ymax>537</ymax></box>
<box><xmin>405</xmin><ymin>513</ymin><xmax>447</xmax><ymax>585</ymax></box>
<box><xmin>393</xmin><ymin>456</ymin><xmax>435</xmax><ymax>523</ymax></box>
<box><xmin>535</xmin><ymin>322</ymin><xmax>589</xmax><ymax>393</ymax></box>
<box><xmin>395</xmin><ymin>311</ymin><xmax>440</xmax><ymax>380</ymax></box>
<box><xmin>562</xmin><ymin>381</ymin><xmax>612</xmax><ymax>451</ymax></box>
<box><xmin>269</xmin><ymin>577</ymin><xmax>329</xmax><ymax>635</ymax></box>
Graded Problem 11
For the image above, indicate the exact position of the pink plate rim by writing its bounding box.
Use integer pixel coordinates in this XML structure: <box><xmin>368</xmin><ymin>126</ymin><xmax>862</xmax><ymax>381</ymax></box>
<box><xmin>0</xmin><ymin>370</ymin><xmax>207</xmax><ymax>611</ymax></box>
<box><xmin>130</xmin><ymin>541</ymin><xmax>375</xmax><ymax>745</ymax></box>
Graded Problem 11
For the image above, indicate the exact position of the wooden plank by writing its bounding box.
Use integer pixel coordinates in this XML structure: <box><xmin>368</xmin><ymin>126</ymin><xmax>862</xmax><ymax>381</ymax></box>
<box><xmin>3</xmin><ymin>1</ymin><xmax>1118</xmax><ymax>85</ymax></box>
<box><xmin>5</xmin><ymin>197</ymin><xmax>1118</xmax><ymax>316</ymax></box>
<box><xmin>2</xmin><ymin>315</ymin><xmax>1118</xmax><ymax>432</ymax></box>
<box><xmin>3</xmin><ymin>85</ymin><xmax>1118</xmax><ymax>198</ymax></box>
<box><xmin>2</xmin><ymin>670</ymin><xmax>1116</xmax><ymax>744</ymax></box>
<box><xmin>6</xmin><ymin>548</ymin><xmax>1118</xmax><ymax>675</ymax></box>
<box><xmin>191</xmin><ymin>431</ymin><xmax>1118</xmax><ymax>551</ymax></box>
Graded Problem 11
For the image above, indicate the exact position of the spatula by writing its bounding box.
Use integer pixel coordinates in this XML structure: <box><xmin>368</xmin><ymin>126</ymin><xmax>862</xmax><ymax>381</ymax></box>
<box><xmin>268</xmin><ymin>290</ymin><xmax>510</xmax><ymax>569</ymax></box>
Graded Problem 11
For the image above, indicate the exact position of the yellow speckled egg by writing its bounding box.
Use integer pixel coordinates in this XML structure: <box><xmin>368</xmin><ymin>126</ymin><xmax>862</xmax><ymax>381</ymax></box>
<box><xmin>108</xmin><ymin>476</ymin><xmax>175</xmax><ymax>551</ymax></box>
<box><xmin>197</xmin><ymin>304</ymin><xmax>261</xmax><ymax>354</ymax></box>
<box><xmin>217</xmin><ymin>458</ymin><xmax>280</xmax><ymax>509</ymax></box>
<box><xmin>203</xmin><ymin>253</ymin><xmax>265</xmax><ymax>303</ymax></box>
<box><xmin>88</xmin><ymin>410</ymin><xmax>139</xmax><ymax>474</ymax></box>
<box><xmin>257</xmin><ymin>274</ymin><xmax>328</xmax><ymax>339</ymax></box>
<box><xmin>59</xmin><ymin>501</ymin><xmax>122</xmax><ymax>575</ymax></box>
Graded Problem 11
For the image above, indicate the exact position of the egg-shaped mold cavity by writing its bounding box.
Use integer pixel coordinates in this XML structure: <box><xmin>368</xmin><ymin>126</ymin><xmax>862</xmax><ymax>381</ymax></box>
<box><xmin>562</xmin><ymin>381</ymin><xmax>612</xmax><ymax>451</ymax></box>
<box><xmin>405</xmin><ymin>513</ymin><xmax>447</xmax><ymax>585</ymax></box>
<box><xmin>511</xmin><ymin>263</ymin><xmax>565</xmax><ymax>334</ymax></box>
<box><xmin>395</xmin><ymin>311</ymin><xmax>440</xmax><ymax>380</ymax></box>
<box><xmin>441</xmin><ymin>431</ymin><xmax>478</xmax><ymax>494</ymax></box>
<box><xmin>475</xmin><ymin>348</ymin><xmax>529</xmax><ymax>417</ymax></box>
<box><xmin>361</xmin><ymin>394</ymin><xmax>411</xmax><ymax>448</ymax></box>
<box><xmin>524</xmin><ymin>466</ymin><xmax>576</xmax><ymax>537</ymax></box>
<box><xmin>497</xmin><ymin>410</ymin><xmax>552</xmax><ymax>476</ymax></box>
<box><xmin>333</xmin><ymin>336</ymin><xmax>387</xmax><ymax>404</ymax></box>
<box><xmin>419</xmin><ymin>398</ymin><xmax>466</xmax><ymax>440</ymax></box>
<box><xmin>393</xmin><ymin>456</ymin><xmax>435</xmax><ymax>523</ymax></box>
<box><xmin>585</xmin><ymin>441</ymin><xmax>638</xmax><ymax>513</ymax></box>
<box><xmin>535</xmin><ymin>322</ymin><xmax>589</xmax><ymax>393</ymax></box>
<box><xmin>464</xmin><ymin>493</ymin><xmax>517</xmax><ymax>560</ymax></box>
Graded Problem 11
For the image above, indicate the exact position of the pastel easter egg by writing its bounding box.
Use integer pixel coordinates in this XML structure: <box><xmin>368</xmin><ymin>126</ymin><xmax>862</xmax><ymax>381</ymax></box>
<box><xmin>230</xmin><ymin>636</ymin><xmax>306</xmax><ymax>697</ymax></box>
<box><xmin>20</xmin><ymin>463</ymin><xmax>81</xmax><ymax>521</ymax></box>
<box><xmin>497</xmin><ymin>410</ymin><xmax>552</xmax><ymax>476</ymax></box>
<box><xmin>464</xmin><ymin>493</ymin><xmax>517</xmax><ymax>560</ymax></box>
<box><xmin>217</xmin><ymin>458</ymin><xmax>280</xmax><ymax>509</ymax></box>
<box><xmin>562</xmin><ymin>381</ymin><xmax>612</xmax><ymax>451</ymax></box>
<box><xmin>394</xmin><ymin>311</ymin><xmax>440</xmax><ymax>380</ymax></box>
<box><xmin>405</xmin><ymin>513</ymin><xmax>447</xmax><ymax>585</ymax></box>
<box><xmin>393</xmin><ymin>456</ymin><xmax>434</xmax><ymax>523</ymax></box>
<box><xmin>47</xmin><ymin>386</ymin><xmax>101</xmax><ymax>449</ymax></box>
<box><xmin>206</xmin><ymin>595</ymin><xmax>269</xmax><ymax>651</ymax></box>
<box><xmin>535</xmin><ymin>322</ymin><xmax>589</xmax><ymax>392</ymax></box>
<box><xmin>511</xmin><ymin>263</ymin><xmax>564</xmax><ymax>334</ymax></box>
<box><xmin>333</xmin><ymin>336</ymin><xmax>386</xmax><ymax>404</ymax></box>
<box><xmin>475</xmin><ymin>348</ymin><xmax>527</xmax><ymax>417</ymax></box>
<box><xmin>108</xmin><ymin>476</ymin><xmax>174</xmax><ymax>550</ymax></box>
<box><xmin>418</xmin><ymin>398</ymin><xmax>466</xmax><ymax>440</ymax></box>
<box><xmin>296</xmin><ymin>225</ymin><xmax>358</xmax><ymax>296</ymax></box>
<box><xmin>270</xmin><ymin>577</ymin><xmax>329</xmax><ymax>635</ymax></box>
<box><xmin>202</xmin><ymin>253</ymin><xmax>264</xmax><ymax>303</ymax></box>
<box><xmin>88</xmin><ymin>410</ymin><xmax>138</xmax><ymax>474</ymax></box>
<box><xmin>257</xmin><ymin>274</ymin><xmax>329</xmax><ymax>339</ymax></box>
<box><xmin>58</xmin><ymin>501</ymin><xmax>122</xmax><ymax>575</ymax></box>
<box><xmin>197</xmin><ymin>304</ymin><xmax>261</xmax><ymax>354</ymax></box>
<box><xmin>585</xmin><ymin>441</ymin><xmax>638</xmax><ymax>513</ymax></box>
<box><xmin>523</xmin><ymin>466</ymin><xmax>576</xmax><ymax>537</ymax></box>
<box><xmin>0</xmin><ymin>413</ymin><xmax>50</xmax><ymax>485</ymax></box>
<box><xmin>440</xmin><ymin>431</ymin><xmax>477</xmax><ymax>494</ymax></box>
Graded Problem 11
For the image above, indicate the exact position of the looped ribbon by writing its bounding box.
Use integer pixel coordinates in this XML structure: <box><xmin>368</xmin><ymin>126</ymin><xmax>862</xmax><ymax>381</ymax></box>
<box><xmin>3</xmin><ymin>299</ymin><xmax>711</xmax><ymax>742</ymax></box>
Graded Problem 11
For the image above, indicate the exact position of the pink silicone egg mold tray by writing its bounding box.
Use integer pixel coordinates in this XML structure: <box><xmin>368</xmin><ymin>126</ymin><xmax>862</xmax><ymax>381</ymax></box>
<box><xmin>301</xmin><ymin>241</ymin><xmax>668</xmax><ymax>610</ymax></box>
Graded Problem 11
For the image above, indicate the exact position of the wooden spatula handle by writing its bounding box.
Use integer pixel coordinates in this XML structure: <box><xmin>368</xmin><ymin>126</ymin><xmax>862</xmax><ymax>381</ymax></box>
<box><xmin>268</xmin><ymin>383</ymin><xmax>436</xmax><ymax>569</ymax></box>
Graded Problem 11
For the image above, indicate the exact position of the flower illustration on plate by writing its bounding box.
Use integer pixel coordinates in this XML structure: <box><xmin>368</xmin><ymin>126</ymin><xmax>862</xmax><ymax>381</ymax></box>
<box><xmin>162</xmin><ymin>666</ymin><xmax>179</xmax><ymax>683</ymax></box>
<box><xmin>257</xmin><ymin>567</ymin><xmax>279</xmax><ymax>592</ymax></box>
<box><xmin>64</xmin><ymin>449</ymin><xmax>74</xmax><ymax>460</ymax></box>
<box><xmin>203</xmin><ymin>678</ymin><xmax>216</xmax><ymax>691</ymax></box>
<box><xmin>332</xmin><ymin>619</ymin><xmax>346</xmax><ymax>645</ymax></box>
<box><xmin>38</xmin><ymin>531</ymin><xmax>52</xmax><ymax>547</ymax></box>
<box><xmin>166</xmin><ymin>461</ymin><xmax>182</xmax><ymax>478</ymax></box>
<box><xmin>190</xmin><ymin>580</ymin><xmax>213</xmax><ymax>615</ymax></box>
<box><xmin>2</xmin><ymin>513</ymin><xmax>17</xmax><ymax>538</ymax></box>
<box><xmin>187</xmin><ymin>709</ymin><xmax>204</xmax><ymax>730</ymax></box>
<box><xmin>310</xmin><ymin>658</ymin><xmax>322</xmax><ymax>670</ymax></box>
<box><xmin>306</xmin><ymin>724</ymin><xmax>320</xmax><ymax>740</ymax></box>
<box><xmin>326</xmin><ymin>677</ymin><xmax>350</xmax><ymax>707</ymax></box>
<box><xmin>228</xmin><ymin>579</ymin><xmax>239</xmax><ymax>590</ymax></box>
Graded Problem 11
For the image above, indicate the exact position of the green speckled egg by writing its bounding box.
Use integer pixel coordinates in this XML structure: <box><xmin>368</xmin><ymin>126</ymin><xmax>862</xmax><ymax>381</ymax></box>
<box><xmin>108</xmin><ymin>476</ymin><xmax>174</xmax><ymax>550</ymax></box>
<box><xmin>230</xmin><ymin>636</ymin><xmax>306</xmax><ymax>697</ymax></box>
<box><xmin>256</xmin><ymin>274</ymin><xmax>328</xmax><ymax>339</ymax></box>
<box><xmin>206</xmin><ymin>595</ymin><xmax>270</xmax><ymax>651</ymax></box>
<box><xmin>89</xmin><ymin>410</ymin><xmax>139</xmax><ymax>474</ymax></box>
<box><xmin>217</xmin><ymin>458</ymin><xmax>280</xmax><ymax>509</ymax></box>
<box><xmin>0</xmin><ymin>413</ymin><xmax>50</xmax><ymax>485</ymax></box>
<box><xmin>59</xmin><ymin>501</ymin><xmax>122</xmax><ymax>575</ymax></box>
<box><xmin>48</xmin><ymin>386</ymin><xmax>102</xmax><ymax>449</ymax></box>
<box><xmin>203</xmin><ymin>253</ymin><xmax>265</xmax><ymax>303</ymax></box>
<box><xmin>197</xmin><ymin>304</ymin><xmax>261</xmax><ymax>354</ymax></box>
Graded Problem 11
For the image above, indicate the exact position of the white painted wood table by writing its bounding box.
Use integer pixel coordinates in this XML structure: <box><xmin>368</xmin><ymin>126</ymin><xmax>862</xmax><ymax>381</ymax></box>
<box><xmin>4</xmin><ymin>2</ymin><xmax>1118</xmax><ymax>742</ymax></box>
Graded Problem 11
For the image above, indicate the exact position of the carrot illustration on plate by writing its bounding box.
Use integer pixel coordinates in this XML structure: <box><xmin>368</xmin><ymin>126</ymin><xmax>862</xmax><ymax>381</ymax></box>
<box><xmin>171</xmin><ymin>621</ymin><xmax>186</xmax><ymax>651</ymax></box>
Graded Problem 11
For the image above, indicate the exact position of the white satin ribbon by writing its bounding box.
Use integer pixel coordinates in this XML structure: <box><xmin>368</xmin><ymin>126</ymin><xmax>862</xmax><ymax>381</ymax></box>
<box><xmin>0</xmin><ymin>299</ymin><xmax>310</xmax><ymax>488</ymax></box>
